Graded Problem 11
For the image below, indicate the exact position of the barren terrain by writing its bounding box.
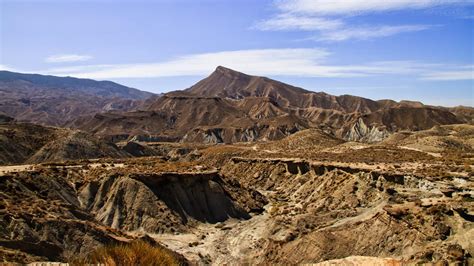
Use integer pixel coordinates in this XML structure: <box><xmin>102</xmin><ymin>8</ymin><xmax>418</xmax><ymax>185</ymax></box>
<box><xmin>0</xmin><ymin>123</ymin><xmax>472</xmax><ymax>264</ymax></box>
<box><xmin>0</xmin><ymin>68</ymin><xmax>472</xmax><ymax>265</ymax></box>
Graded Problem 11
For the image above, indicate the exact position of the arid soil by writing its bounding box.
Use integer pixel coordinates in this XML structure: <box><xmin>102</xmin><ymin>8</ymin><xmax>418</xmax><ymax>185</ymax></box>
<box><xmin>0</xmin><ymin>124</ymin><xmax>472</xmax><ymax>265</ymax></box>
<box><xmin>0</xmin><ymin>67</ymin><xmax>473</xmax><ymax>265</ymax></box>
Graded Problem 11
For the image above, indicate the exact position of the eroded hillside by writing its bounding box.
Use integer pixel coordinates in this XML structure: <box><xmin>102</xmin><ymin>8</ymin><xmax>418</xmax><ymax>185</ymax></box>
<box><xmin>0</xmin><ymin>71</ymin><xmax>153</xmax><ymax>126</ymax></box>
<box><xmin>71</xmin><ymin>67</ymin><xmax>471</xmax><ymax>144</ymax></box>
<box><xmin>0</xmin><ymin>121</ymin><xmax>130</xmax><ymax>165</ymax></box>
<box><xmin>0</xmin><ymin>124</ymin><xmax>472</xmax><ymax>264</ymax></box>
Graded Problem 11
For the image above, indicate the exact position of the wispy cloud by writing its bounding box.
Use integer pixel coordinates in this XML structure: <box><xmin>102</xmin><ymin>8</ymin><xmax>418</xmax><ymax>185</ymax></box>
<box><xmin>0</xmin><ymin>65</ymin><xmax>14</xmax><ymax>71</ymax></box>
<box><xmin>254</xmin><ymin>13</ymin><xmax>343</xmax><ymax>31</ymax></box>
<box><xmin>30</xmin><ymin>49</ymin><xmax>473</xmax><ymax>82</ymax></box>
<box><xmin>317</xmin><ymin>25</ymin><xmax>432</xmax><ymax>41</ymax></box>
<box><xmin>422</xmin><ymin>65</ymin><xmax>474</xmax><ymax>80</ymax></box>
<box><xmin>45</xmin><ymin>54</ymin><xmax>93</xmax><ymax>63</ymax></box>
<box><xmin>43</xmin><ymin>48</ymin><xmax>349</xmax><ymax>79</ymax></box>
<box><xmin>277</xmin><ymin>0</ymin><xmax>472</xmax><ymax>15</ymax></box>
<box><xmin>255</xmin><ymin>0</ymin><xmax>471</xmax><ymax>42</ymax></box>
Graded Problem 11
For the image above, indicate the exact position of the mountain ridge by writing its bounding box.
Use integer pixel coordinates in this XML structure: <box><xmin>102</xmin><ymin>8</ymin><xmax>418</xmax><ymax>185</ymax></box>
<box><xmin>70</xmin><ymin>66</ymin><xmax>470</xmax><ymax>143</ymax></box>
<box><xmin>0</xmin><ymin>70</ymin><xmax>152</xmax><ymax>99</ymax></box>
<box><xmin>0</xmin><ymin>70</ymin><xmax>155</xmax><ymax>126</ymax></box>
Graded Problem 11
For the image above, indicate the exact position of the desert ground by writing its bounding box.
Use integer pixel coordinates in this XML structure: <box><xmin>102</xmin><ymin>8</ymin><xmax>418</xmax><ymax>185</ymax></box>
<box><xmin>0</xmin><ymin>124</ymin><xmax>472</xmax><ymax>265</ymax></box>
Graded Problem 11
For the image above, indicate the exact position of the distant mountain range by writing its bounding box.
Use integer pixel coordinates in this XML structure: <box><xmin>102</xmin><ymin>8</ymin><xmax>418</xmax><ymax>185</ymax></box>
<box><xmin>0</xmin><ymin>70</ymin><xmax>154</xmax><ymax>126</ymax></box>
<box><xmin>2</xmin><ymin>66</ymin><xmax>471</xmax><ymax>167</ymax></box>
<box><xmin>66</xmin><ymin>66</ymin><xmax>472</xmax><ymax>143</ymax></box>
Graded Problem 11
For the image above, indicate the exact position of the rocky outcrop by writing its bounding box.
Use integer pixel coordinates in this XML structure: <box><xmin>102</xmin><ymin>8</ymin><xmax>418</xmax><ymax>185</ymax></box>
<box><xmin>344</xmin><ymin>118</ymin><xmax>390</xmax><ymax>142</ymax></box>
<box><xmin>182</xmin><ymin>128</ymin><xmax>249</xmax><ymax>144</ymax></box>
<box><xmin>79</xmin><ymin>173</ymin><xmax>187</xmax><ymax>233</ymax></box>
<box><xmin>203</xmin><ymin>128</ymin><xmax>225</xmax><ymax>143</ymax></box>
<box><xmin>229</xmin><ymin>157</ymin><xmax>410</xmax><ymax>190</ymax></box>
<box><xmin>129</xmin><ymin>135</ymin><xmax>181</xmax><ymax>142</ymax></box>
<box><xmin>181</xmin><ymin>124</ymin><xmax>302</xmax><ymax>144</ymax></box>
<box><xmin>79</xmin><ymin>171</ymin><xmax>266</xmax><ymax>233</ymax></box>
<box><xmin>131</xmin><ymin>172</ymin><xmax>252</xmax><ymax>223</ymax></box>
<box><xmin>0</xmin><ymin>171</ymin><xmax>131</xmax><ymax>263</ymax></box>
<box><xmin>121</xmin><ymin>141</ymin><xmax>161</xmax><ymax>157</ymax></box>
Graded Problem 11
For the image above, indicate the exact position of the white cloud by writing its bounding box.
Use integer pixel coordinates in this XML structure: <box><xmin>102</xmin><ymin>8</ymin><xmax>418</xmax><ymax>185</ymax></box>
<box><xmin>0</xmin><ymin>64</ymin><xmax>21</xmax><ymax>72</ymax></box>
<box><xmin>0</xmin><ymin>65</ymin><xmax>12</xmax><ymax>71</ymax></box>
<box><xmin>277</xmin><ymin>0</ymin><xmax>472</xmax><ymax>15</ymax></box>
<box><xmin>34</xmin><ymin>49</ymin><xmax>473</xmax><ymax>82</ymax></box>
<box><xmin>44</xmin><ymin>48</ymin><xmax>359</xmax><ymax>79</ymax></box>
<box><xmin>45</xmin><ymin>54</ymin><xmax>93</xmax><ymax>63</ymax></box>
<box><xmin>317</xmin><ymin>24</ymin><xmax>432</xmax><ymax>41</ymax></box>
<box><xmin>422</xmin><ymin>65</ymin><xmax>474</xmax><ymax>80</ymax></box>
<box><xmin>255</xmin><ymin>0</ymin><xmax>471</xmax><ymax>42</ymax></box>
<box><xmin>254</xmin><ymin>13</ymin><xmax>343</xmax><ymax>31</ymax></box>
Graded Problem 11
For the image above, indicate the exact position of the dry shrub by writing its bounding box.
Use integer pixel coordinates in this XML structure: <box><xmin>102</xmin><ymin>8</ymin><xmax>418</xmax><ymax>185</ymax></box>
<box><xmin>72</xmin><ymin>240</ymin><xmax>181</xmax><ymax>266</ymax></box>
<box><xmin>463</xmin><ymin>162</ymin><xmax>471</xmax><ymax>172</ymax></box>
<box><xmin>384</xmin><ymin>205</ymin><xmax>410</xmax><ymax>219</ymax></box>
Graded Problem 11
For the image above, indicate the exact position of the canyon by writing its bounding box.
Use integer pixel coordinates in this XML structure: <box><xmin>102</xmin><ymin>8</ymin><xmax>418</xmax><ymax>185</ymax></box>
<box><xmin>0</xmin><ymin>67</ymin><xmax>472</xmax><ymax>265</ymax></box>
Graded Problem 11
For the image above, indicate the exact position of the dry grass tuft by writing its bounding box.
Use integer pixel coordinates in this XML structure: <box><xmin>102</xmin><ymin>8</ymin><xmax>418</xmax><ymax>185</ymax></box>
<box><xmin>71</xmin><ymin>240</ymin><xmax>181</xmax><ymax>266</ymax></box>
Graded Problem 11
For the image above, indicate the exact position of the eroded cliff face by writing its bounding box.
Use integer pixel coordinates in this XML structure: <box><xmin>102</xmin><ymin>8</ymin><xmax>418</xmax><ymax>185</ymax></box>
<box><xmin>0</xmin><ymin>137</ymin><xmax>472</xmax><ymax>265</ymax></box>
<box><xmin>0</xmin><ymin>161</ymin><xmax>266</xmax><ymax>263</ymax></box>
<box><xmin>344</xmin><ymin>118</ymin><xmax>390</xmax><ymax>143</ymax></box>
<box><xmin>79</xmin><ymin>173</ymin><xmax>186</xmax><ymax>234</ymax></box>
<box><xmin>216</xmin><ymin>157</ymin><xmax>473</xmax><ymax>264</ymax></box>
<box><xmin>0</xmin><ymin>171</ymin><xmax>131</xmax><ymax>263</ymax></box>
<box><xmin>181</xmin><ymin>124</ymin><xmax>303</xmax><ymax>144</ymax></box>
<box><xmin>79</xmin><ymin>171</ymin><xmax>266</xmax><ymax>233</ymax></box>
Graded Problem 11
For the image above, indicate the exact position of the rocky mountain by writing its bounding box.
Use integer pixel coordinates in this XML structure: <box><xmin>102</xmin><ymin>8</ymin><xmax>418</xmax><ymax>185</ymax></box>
<box><xmin>0</xmin><ymin>70</ymin><xmax>471</xmax><ymax>264</ymax></box>
<box><xmin>185</xmin><ymin>66</ymin><xmax>381</xmax><ymax>113</ymax></box>
<box><xmin>71</xmin><ymin>66</ymin><xmax>469</xmax><ymax>143</ymax></box>
<box><xmin>0</xmin><ymin>71</ymin><xmax>154</xmax><ymax>126</ymax></box>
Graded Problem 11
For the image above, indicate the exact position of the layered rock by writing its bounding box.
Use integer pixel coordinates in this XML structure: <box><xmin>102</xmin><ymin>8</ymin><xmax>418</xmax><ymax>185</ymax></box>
<box><xmin>70</xmin><ymin>66</ymin><xmax>467</xmax><ymax>144</ymax></box>
<box><xmin>344</xmin><ymin>118</ymin><xmax>390</xmax><ymax>142</ymax></box>
<box><xmin>0</xmin><ymin>170</ymin><xmax>131</xmax><ymax>263</ymax></box>
<box><xmin>79</xmin><ymin>171</ymin><xmax>266</xmax><ymax>233</ymax></box>
<box><xmin>0</xmin><ymin>122</ymin><xmax>130</xmax><ymax>165</ymax></box>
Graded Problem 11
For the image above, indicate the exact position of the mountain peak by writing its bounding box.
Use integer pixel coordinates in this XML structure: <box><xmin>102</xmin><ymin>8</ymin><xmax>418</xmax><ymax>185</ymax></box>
<box><xmin>215</xmin><ymin>65</ymin><xmax>230</xmax><ymax>72</ymax></box>
<box><xmin>185</xmin><ymin>66</ymin><xmax>318</xmax><ymax>105</ymax></box>
<box><xmin>212</xmin><ymin>66</ymin><xmax>250</xmax><ymax>78</ymax></box>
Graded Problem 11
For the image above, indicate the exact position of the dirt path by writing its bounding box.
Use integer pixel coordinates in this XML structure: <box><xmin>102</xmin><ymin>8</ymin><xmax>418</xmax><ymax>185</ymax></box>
<box><xmin>0</xmin><ymin>162</ymin><xmax>125</xmax><ymax>176</ymax></box>
<box><xmin>151</xmin><ymin>203</ymin><xmax>274</xmax><ymax>264</ymax></box>
<box><xmin>399</xmin><ymin>146</ymin><xmax>442</xmax><ymax>158</ymax></box>
<box><xmin>0</xmin><ymin>164</ymin><xmax>34</xmax><ymax>176</ymax></box>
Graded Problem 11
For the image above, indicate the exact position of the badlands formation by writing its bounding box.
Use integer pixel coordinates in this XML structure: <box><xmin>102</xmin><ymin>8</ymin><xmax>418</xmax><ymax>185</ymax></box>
<box><xmin>0</xmin><ymin>67</ymin><xmax>472</xmax><ymax>265</ymax></box>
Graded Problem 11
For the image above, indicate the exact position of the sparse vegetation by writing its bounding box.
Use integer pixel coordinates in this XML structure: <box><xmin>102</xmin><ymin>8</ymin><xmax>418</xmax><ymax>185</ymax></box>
<box><xmin>0</xmin><ymin>102</ymin><xmax>472</xmax><ymax>265</ymax></box>
<box><xmin>71</xmin><ymin>240</ymin><xmax>182</xmax><ymax>266</ymax></box>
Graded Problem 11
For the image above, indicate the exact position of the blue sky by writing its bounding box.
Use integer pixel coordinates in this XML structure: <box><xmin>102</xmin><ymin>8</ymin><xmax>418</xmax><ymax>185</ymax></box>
<box><xmin>1</xmin><ymin>0</ymin><xmax>473</xmax><ymax>106</ymax></box>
